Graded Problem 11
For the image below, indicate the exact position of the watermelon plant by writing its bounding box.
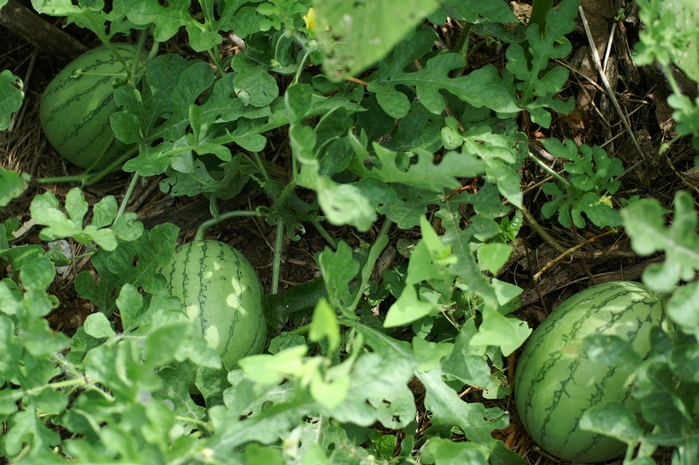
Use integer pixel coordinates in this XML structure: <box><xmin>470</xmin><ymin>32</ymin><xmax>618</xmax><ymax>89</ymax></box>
<box><xmin>515</xmin><ymin>281</ymin><xmax>665</xmax><ymax>462</ymax></box>
<box><xmin>3</xmin><ymin>0</ymin><xmax>698</xmax><ymax>463</ymax></box>
<box><xmin>39</xmin><ymin>43</ymin><xmax>145</xmax><ymax>171</ymax></box>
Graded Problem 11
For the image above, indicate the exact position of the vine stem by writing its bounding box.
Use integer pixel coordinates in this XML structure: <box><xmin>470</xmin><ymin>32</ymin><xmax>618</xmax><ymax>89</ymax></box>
<box><xmin>310</xmin><ymin>218</ymin><xmax>337</xmax><ymax>250</ymax></box>
<box><xmin>37</xmin><ymin>145</ymin><xmax>138</xmax><ymax>186</ymax></box>
<box><xmin>271</xmin><ymin>222</ymin><xmax>284</xmax><ymax>295</ymax></box>
<box><xmin>519</xmin><ymin>204</ymin><xmax>566</xmax><ymax>254</ymax></box>
<box><xmin>349</xmin><ymin>218</ymin><xmax>393</xmax><ymax>313</ymax></box>
<box><xmin>527</xmin><ymin>151</ymin><xmax>569</xmax><ymax>186</ymax></box>
<box><xmin>194</xmin><ymin>209</ymin><xmax>264</xmax><ymax>242</ymax></box>
<box><xmin>116</xmin><ymin>173</ymin><xmax>139</xmax><ymax>222</ymax></box>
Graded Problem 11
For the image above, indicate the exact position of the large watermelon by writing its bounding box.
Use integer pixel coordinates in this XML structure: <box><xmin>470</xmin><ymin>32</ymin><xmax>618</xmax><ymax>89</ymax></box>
<box><xmin>160</xmin><ymin>240</ymin><xmax>268</xmax><ymax>370</ymax></box>
<box><xmin>514</xmin><ymin>281</ymin><xmax>665</xmax><ymax>463</ymax></box>
<box><xmin>40</xmin><ymin>43</ymin><xmax>143</xmax><ymax>170</ymax></box>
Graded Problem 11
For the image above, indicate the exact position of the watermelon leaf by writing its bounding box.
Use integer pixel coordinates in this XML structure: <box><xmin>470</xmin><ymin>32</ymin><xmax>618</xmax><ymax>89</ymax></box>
<box><xmin>313</xmin><ymin>0</ymin><xmax>440</xmax><ymax>82</ymax></box>
<box><xmin>504</xmin><ymin>0</ymin><xmax>577</xmax><ymax>127</ymax></box>
<box><xmin>0</xmin><ymin>70</ymin><xmax>23</xmax><ymax>131</ymax></box>
<box><xmin>579</xmin><ymin>402</ymin><xmax>645</xmax><ymax>444</ymax></box>
<box><xmin>75</xmin><ymin>223</ymin><xmax>178</xmax><ymax>316</ymax></box>
<box><xmin>583</xmin><ymin>334</ymin><xmax>644</xmax><ymax>368</ymax></box>
<box><xmin>29</xmin><ymin>188</ymin><xmax>143</xmax><ymax>251</ymax></box>
<box><xmin>539</xmin><ymin>138</ymin><xmax>624</xmax><ymax>228</ymax></box>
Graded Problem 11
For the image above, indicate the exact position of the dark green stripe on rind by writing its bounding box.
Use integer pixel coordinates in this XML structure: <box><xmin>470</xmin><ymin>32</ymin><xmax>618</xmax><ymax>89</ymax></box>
<box><xmin>162</xmin><ymin>240</ymin><xmax>267</xmax><ymax>371</ymax></box>
<box><xmin>514</xmin><ymin>282</ymin><xmax>664</xmax><ymax>463</ymax></box>
<box><xmin>40</xmin><ymin>44</ymin><xmax>139</xmax><ymax>169</ymax></box>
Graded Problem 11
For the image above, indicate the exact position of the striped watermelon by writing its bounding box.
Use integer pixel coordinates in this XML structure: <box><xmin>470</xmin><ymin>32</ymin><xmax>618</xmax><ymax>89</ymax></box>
<box><xmin>514</xmin><ymin>281</ymin><xmax>664</xmax><ymax>463</ymax></box>
<box><xmin>40</xmin><ymin>43</ymin><xmax>143</xmax><ymax>170</ymax></box>
<box><xmin>160</xmin><ymin>240</ymin><xmax>267</xmax><ymax>370</ymax></box>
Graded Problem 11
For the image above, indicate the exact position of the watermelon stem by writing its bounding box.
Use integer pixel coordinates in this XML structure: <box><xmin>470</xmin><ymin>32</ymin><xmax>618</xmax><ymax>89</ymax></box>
<box><xmin>348</xmin><ymin>218</ymin><xmax>393</xmax><ymax>313</ymax></box>
<box><xmin>309</xmin><ymin>219</ymin><xmax>337</xmax><ymax>250</ymax></box>
<box><xmin>194</xmin><ymin>208</ymin><xmax>265</xmax><ymax>242</ymax></box>
<box><xmin>271</xmin><ymin>221</ymin><xmax>285</xmax><ymax>295</ymax></box>
<box><xmin>527</xmin><ymin>151</ymin><xmax>570</xmax><ymax>187</ymax></box>
<box><xmin>38</xmin><ymin>146</ymin><xmax>138</xmax><ymax>186</ymax></box>
<box><xmin>115</xmin><ymin>173</ymin><xmax>140</xmax><ymax>222</ymax></box>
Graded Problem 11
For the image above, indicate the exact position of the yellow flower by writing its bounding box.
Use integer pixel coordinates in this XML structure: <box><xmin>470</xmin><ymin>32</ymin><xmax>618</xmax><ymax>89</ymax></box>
<box><xmin>303</xmin><ymin>7</ymin><xmax>317</xmax><ymax>31</ymax></box>
<box><xmin>599</xmin><ymin>194</ymin><xmax>613</xmax><ymax>207</ymax></box>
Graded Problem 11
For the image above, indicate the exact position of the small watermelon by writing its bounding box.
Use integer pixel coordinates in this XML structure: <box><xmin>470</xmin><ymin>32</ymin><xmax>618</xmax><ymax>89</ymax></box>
<box><xmin>160</xmin><ymin>240</ymin><xmax>267</xmax><ymax>370</ymax></box>
<box><xmin>514</xmin><ymin>281</ymin><xmax>664</xmax><ymax>463</ymax></box>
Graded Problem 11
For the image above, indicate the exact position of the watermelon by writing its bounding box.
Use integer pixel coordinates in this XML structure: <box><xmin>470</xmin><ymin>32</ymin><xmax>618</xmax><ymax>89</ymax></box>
<box><xmin>160</xmin><ymin>240</ymin><xmax>267</xmax><ymax>370</ymax></box>
<box><xmin>514</xmin><ymin>281</ymin><xmax>665</xmax><ymax>463</ymax></box>
<box><xmin>40</xmin><ymin>43</ymin><xmax>143</xmax><ymax>170</ymax></box>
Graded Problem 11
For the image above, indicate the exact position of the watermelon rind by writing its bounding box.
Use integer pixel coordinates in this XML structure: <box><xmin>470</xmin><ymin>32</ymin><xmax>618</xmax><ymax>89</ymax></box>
<box><xmin>514</xmin><ymin>281</ymin><xmax>665</xmax><ymax>463</ymax></box>
<box><xmin>161</xmin><ymin>240</ymin><xmax>268</xmax><ymax>370</ymax></box>
<box><xmin>40</xmin><ymin>43</ymin><xmax>142</xmax><ymax>170</ymax></box>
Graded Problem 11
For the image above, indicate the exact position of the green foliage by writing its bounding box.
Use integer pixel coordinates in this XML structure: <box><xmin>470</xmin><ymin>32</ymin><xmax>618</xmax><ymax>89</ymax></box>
<box><xmin>29</xmin><ymin>188</ymin><xmax>143</xmax><ymax>251</ymax></box>
<box><xmin>634</xmin><ymin>0</ymin><xmax>699</xmax><ymax>150</ymax></box>
<box><xmin>0</xmin><ymin>70</ymin><xmax>23</xmax><ymax>131</ymax></box>
<box><xmin>313</xmin><ymin>0</ymin><xmax>441</xmax><ymax>81</ymax></box>
<box><xmin>505</xmin><ymin>0</ymin><xmax>578</xmax><ymax>127</ymax></box>
<box><xmin>1</xmin><ymin>0</ymin><xmax>662</xmax><ymax>463</ymax></box>
<box><xmin>0</xmin><ymin>168</ymin><xmax>29</xmax><ymax>208</ymax></box>
<box><xmin>539</xmin><ymin>138</ymin><xmax>624</xmax><ymax>228</ymax></box>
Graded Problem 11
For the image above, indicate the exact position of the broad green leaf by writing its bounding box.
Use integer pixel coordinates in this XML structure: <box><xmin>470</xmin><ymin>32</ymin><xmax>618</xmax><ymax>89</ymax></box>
<box><xmin>84</xmin><ymin>338</ymin><xmax>162</xmax><ymax>401</ymax></box>
<box><xmin>315</xmin><ymin>177</ymin><xmax>377</xmax><ymax>231</ymax></box>
<box><xmin>75</xmin><ymin>223</ymin><xmax>178</xmax><ymax>316</ymax></box>
<box><xmin>317</xmin><ymin>241</ymin><xmax>360</xmax><ymax>319</ymax></box>
<box><xmin>421</xmin><ymin>436</ymin><xmax>490</xmax><ymax>465</ymax></box>
<box><xmin>669</xmin><ymin>339</ymin><xmax>699</xmax><ymax>382</ymax></box>
<box><xmin>492</xmin><ymin>278</ymin><xmax>523</xmax><ymax>307</ymax></box>
<box><xmin>244</xmin><ymin>443</ymin><xmax>285</xmax><ymax>465</ymax></box>
<box><xmin>438</xmin><ymin>208</ymin><xmax>499</xmax><ymax>306</ymax></box>
<box><xmin>384</xmin><ymin>284</ymin><xmax>434</xmax><ymax>328</ymax></box>
<box><xmin>477</xmin><ymin>243</ymin><xmax>512</xmax><ymax>274</ymax></box>
<box><xmin>441</xmin><ymin>342</ymin><xmax>491</xmax><ymax>389</ymax></box>
<box><xmin>302</xmin><ymin>442</ymin><xmax>331</xmax><ymax>465</ymax></box>
<box><xmin>2</xmin><ymin>407</ymin><xmax>60</xmax><ymax>457</ymax></box>
<box><xmin>19</xmin><ymin>256</ymin><xmax>55</xmax><ymax>291</ymax></box>
<box><xmin>584</xmin><ymin>334</ymin><xmax>643</xmax><ymax>368</ymax></box>
<box><xmin>207</xmin><ymin>390</ymin><xmax>316</xmax><ymax>457</ymax></box>
<box><xmin>622</xmin><ymin>191</ymin><xmax>699</xmax><ymax>292</ymax></box>
<box><xmin>124</xmin><ymin>0</ymin><xmax>217</xmax><ymax>51</ymax></box>
<box><xmin>375</xmin><ymin>89</ymin><xmax>411</xmax><ymax>118</ymax></box>
<box><xmin>382</xmin><ymin>102</ymin><xmax>443</xmax><ymax>153</ymax></box>
<box><xmin>239</xmin><ymin>345</ymin><xmax>309</xmax><ymax>385</ymax></box>
<box><xmin>406</xmin><ymin>240</ymin><xmax>445</xmax><ymax>285</ymax></box>
<box><xmin>0</xmin><ymin>280</ymin><xmax>22</xmax><ymax>317</ymax></box>
<box><xmin>368</xmin><ymin>54</ymin><xmax>519</xmax><ymax>115</ymax></box>
<box><xmin>412</xmin><ymin>337</ymin><xmax>453</xmax><ymax>372</ymax></box>
<box><xmin>285</xmin><ymin>83</ymin><xmax>313</xmax><ymax>123</ymax></box>
<box><xmin>314</xmin><ymin>0</ymin><xmax>440</xmax><ymax>81</ymax></box>
<box><xmin>309</xmin><ymin>298</ymin><xmax>340</xmax><ymax>354</ymax></box>
<box><xmin>579</xmin><ymin>402</ymin><xmax>645</xmax><ymax>443</ymax></box>
<box><xmin>326</xmin><ymin>352</ymin><xmax>417</xmax><ymax>429</ymax></box>
<box><xmin>635</xmin><ymin>0</ymin><xmax>699</xmax><ymax>84</ymax></box>
<box><xmin>0</xmin><ymin>168</ymin><xmax>28</xmax><ymax>208</ymax></box>
<box><xmin>445</xmin><ymin>0</ymin><xmax>516</xmax><ymax>22</ymax></box>
<box><xmin>505</xmin><ymin>0</ymin><xmax>578</xmax><ymax>126</ymax></box>
<box><xmin>231</xmin><ymin>54</ymin><xmax>279</xmax><ymax>108</ymax></box>
<box><xmin>350</xmin><ymin>142</ymin><xmax>485</xmax><ymax>193</ymax></box>
<box><xmin>666</xmin><ymin>282</ymin><xmax>699</xmax><ymax>337</ymax></box>
<box><xmin>418</xmin><ymin>367</ymin><xmax>509</xmax><ymax>446</ymax></box>
<box><xmin>83</xmin><ymin>313</ymin><xmax>116</xmax><ymax>339</ymax></box>
<box><xmin>0</xmin><ymin>70</ymin><xmax>23</xmax><ymax>131</ymax></box>
<box><xmin>470</xmin><ymin>305</ymin><xmax>531</xmax><ymax>356</ymax></box>
<box><xmin>30</xmin><ymin>188</ymin><xmax>137</xmax><ymax>251</ymax></box>
<box><xmin>310</xmin><ymin>362</ymin><xmax>351</xmax><ymax>410</ymax></box>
